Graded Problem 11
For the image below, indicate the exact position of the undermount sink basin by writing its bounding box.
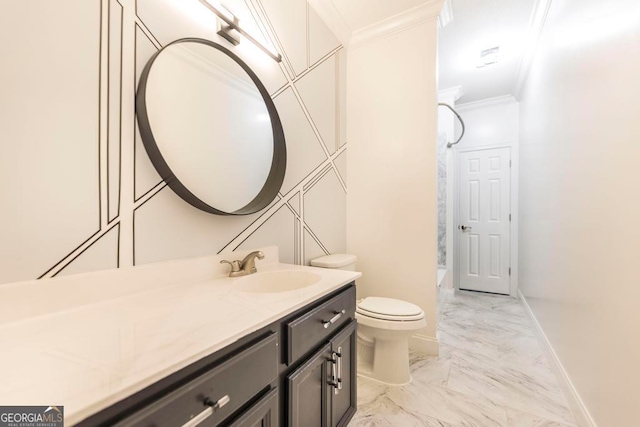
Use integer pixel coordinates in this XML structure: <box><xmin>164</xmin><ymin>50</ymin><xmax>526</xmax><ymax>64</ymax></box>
<box><xmin>234</xmin><ymin>270</ymin><xmax>322</xmax><ymax>293</ymax></box>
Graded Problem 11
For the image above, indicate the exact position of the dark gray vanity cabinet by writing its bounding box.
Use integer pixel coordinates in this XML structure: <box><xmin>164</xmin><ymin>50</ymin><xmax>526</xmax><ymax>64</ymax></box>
<box><xmin>78</xmin><ymin>283</ymin><xmax>356</xmax><ymax>427</ymax></box>
<box><xmin>228</xmin><ymin>388</ymin><xmax>279</xmax><ymax>427</ymax></box>
<box><xmin>286</xmin><ymin>320</ymin><xmax>357</xmax><ymax>427</ymax></box>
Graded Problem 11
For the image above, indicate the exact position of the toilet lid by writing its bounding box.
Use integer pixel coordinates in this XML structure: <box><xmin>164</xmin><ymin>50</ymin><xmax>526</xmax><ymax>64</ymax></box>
<box><xmin>357</xmin><ymin>297</ymin><xmax>424</xmax><ymax>321</ymax></box>
<box><xmin>310</xmin><ymin>254</ymin><xmax>357</xmax><ymax>268</ymax></box>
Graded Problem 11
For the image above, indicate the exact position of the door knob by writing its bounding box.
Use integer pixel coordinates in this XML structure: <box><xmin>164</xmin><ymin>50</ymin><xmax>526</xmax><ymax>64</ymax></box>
<box><xmin>460</xmin><ymin>225</ymin><xmax>472</xmax><ymax>231</ymax></box>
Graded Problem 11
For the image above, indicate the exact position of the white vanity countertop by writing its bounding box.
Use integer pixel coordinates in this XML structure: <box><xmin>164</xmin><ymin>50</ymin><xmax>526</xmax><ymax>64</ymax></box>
<box><xmin>0</xmin><ymin>247</ymin><xmax>361</xmax><ymax>425</ymax></box>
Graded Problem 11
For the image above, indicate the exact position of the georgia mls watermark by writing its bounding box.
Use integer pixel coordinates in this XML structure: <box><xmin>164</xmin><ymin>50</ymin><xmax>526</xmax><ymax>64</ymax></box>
<box><xmin>0</xmin><ymin>406</ymin><xmax>63</xmax><ymax>427</ymax></box>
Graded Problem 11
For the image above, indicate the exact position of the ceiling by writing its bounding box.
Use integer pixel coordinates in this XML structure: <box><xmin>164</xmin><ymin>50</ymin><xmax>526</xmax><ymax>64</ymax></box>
<box><xmin>312</xmin><ymin>0</ymin><xmax>537</xmax><ymax>104</ymax></box>
<box><xmin>310</xmin><ymin>0</ymin><xmax>436</xmax><ymax>44</ymax></box>
<box><xmin>329</xmin><ymin>0</ymin><xmax>427</xmax><ymax>31</ymax></box>
<box><xmin>438</xmin><ymin>0</ymin><xmax>537</xmax><ymax>104</ymax></box>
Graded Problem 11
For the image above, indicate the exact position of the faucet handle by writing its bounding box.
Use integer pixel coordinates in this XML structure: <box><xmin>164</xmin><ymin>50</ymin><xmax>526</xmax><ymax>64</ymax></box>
<box><xmin>220</xmin><ymin>259</ymin><xmax>242</xmax><ymax>273</ymax></box>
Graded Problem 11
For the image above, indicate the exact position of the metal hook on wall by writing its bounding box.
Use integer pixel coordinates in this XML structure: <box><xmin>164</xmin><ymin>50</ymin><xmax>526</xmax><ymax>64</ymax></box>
<box><xmin>438</xmin><ymin>102</ymin><xmax>465</xmax><ymax>148</ymax></box>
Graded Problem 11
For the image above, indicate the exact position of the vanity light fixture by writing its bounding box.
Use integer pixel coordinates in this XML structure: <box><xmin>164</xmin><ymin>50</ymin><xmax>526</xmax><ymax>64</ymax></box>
<box><xmin>200</xmin><ymin>0</ymin><xmax>282</xmax><ymax>62</ymax></box>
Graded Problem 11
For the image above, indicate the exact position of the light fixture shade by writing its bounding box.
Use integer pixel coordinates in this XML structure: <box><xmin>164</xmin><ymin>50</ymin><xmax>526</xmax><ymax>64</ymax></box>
<box><xmin>202</xmin><ymin>0</ymin><xmax>235</xmax><ymax>22</ymax></box>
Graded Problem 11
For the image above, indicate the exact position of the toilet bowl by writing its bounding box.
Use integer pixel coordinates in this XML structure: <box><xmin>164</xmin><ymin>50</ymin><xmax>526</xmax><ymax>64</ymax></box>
<box><xmin>356</xmin><ymin>297</ymin><xmax>426</xmax><ymax>385</ymax></box>
<box><xmin>310</xmin><ymin>254</ymin><xmax>426</xmax><ymax>386</ymax></box>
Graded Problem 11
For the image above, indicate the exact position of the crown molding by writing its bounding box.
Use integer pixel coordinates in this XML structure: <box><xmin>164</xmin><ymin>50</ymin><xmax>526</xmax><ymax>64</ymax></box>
<box><xmin>437</xmin><ymin>0</ymin><xmax>453</xmax><ymax>29</ymax></box>
<box><xmin>438</xmin><ymin>86</ymin><xmax>464</xmax><ymax>103</ymax></box>
<box><xmin>513</xmin><ymin>0</ymin><xmax>553</xmax><ymax>100</ymax></box>
<box><xmin>350</xmin><ymin>0</ymin><xmax>445</xmax><ymax>49</ymax></box>
<box><xmin>456</xmin><ymin>95</ymin><xmax>517</xmax><ymax>111</ymax></box>
<box><xmin>307</xmin><ymin>0</ymin><xmax>352</xmax><ymax>47</ymax></box>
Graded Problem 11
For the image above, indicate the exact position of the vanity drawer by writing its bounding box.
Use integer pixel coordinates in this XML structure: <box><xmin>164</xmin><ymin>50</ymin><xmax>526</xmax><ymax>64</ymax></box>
<box><xmin>114</xmin><ymin>332</ymin><xmax>278</xmax><ymax>427</ymax></box>
<box><xmin>286</xmin><ymin>286</ymin><xmax>355</xmax><ymax>364</ymax></box>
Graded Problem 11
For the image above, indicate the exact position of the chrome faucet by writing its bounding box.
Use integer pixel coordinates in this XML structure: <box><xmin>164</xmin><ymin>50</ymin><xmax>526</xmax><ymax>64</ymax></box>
<box><xmin>220</xmin><ymin>251</ymin><xmax>265</xmax><ymax>277</ymax></box>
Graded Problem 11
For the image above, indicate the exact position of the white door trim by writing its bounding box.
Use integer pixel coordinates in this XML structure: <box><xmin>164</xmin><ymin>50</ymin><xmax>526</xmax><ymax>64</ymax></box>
<box><xmin>452</xmin><ymin>142</ymin><xmax>519</xmax><ymax>297</ymax></box>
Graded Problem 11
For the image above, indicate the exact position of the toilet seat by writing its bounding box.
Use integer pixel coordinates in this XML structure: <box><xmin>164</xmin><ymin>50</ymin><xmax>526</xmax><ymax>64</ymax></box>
<box><xmin>356</xmin><ymin>297</ymin><xmax>425</xmax><ymax>322</ymax></box>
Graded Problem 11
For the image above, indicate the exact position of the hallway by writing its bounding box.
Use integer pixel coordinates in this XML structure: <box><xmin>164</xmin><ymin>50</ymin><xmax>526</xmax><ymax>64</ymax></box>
<box><xmin>350</xmin><ymin>290</ymin><xmax>575</xmax><ymax>426</ymax></box>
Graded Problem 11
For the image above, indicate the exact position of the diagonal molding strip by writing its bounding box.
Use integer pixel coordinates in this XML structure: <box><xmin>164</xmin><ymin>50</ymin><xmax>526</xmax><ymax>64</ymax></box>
<box><xmin>220</xmin><ymin>144</ymin><xmax>346</xmax><ymax>253</ymax></box>
<box><xmin>303</xmin><ymin>223</ymin><xmax>330</xmax><ymax>257</ymax></box>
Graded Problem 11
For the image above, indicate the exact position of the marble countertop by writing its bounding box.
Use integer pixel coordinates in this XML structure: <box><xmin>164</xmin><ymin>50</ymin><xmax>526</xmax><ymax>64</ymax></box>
<box><xmin>0</xmin><ymin>247</ymin><xmax>361</xmax><ymax>425</ymax></box>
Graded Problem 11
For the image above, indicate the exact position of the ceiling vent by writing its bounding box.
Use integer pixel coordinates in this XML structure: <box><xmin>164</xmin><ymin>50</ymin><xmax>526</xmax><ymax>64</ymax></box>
<box><xmin>476</xmin><ymin>46</ymin><xmax>500</xmax><ymax>68</ymax></box>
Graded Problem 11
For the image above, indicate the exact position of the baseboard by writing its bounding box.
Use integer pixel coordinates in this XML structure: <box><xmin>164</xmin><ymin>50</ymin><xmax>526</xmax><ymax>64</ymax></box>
<box><xmin>409</xmin><ymin>334</ymin><xmax>439</xmax><ymax>355</ymax></box>
<box><xmin>517</xmin><ymin>290</ymin><xmax>597</xmax><ymax>427</ymax></box>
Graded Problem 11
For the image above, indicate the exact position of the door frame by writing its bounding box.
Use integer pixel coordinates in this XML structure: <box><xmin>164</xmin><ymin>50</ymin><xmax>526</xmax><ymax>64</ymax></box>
<box><xmin>452</xmin><ymin>143</ymin><xmax>519</xmax><ymax>297</ymax></box>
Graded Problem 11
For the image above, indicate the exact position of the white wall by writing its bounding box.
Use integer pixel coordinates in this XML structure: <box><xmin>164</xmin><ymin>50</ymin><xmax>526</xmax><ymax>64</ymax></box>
<box><xmin>0</xmin><ymin>0</ymin><xmax>347</xmax><ymax>284</ymax></box>
<box><xmin>518</xmin><ymin>0</ymin><xmax>640</xmax><ymax>424</ymax></box>
<box><xmin>347</xmin><ymin>17</ymin><xmax>440</xmax><ymax>353</ymax></box>
<box><xmin>455</xmin><ymin>96</ymin><xmax>519</xmax><ymax>149</ymax></box>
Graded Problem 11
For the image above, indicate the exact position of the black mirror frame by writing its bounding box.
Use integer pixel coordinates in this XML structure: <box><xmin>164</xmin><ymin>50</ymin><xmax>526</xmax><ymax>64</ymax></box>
<box><xmin>136</xmin><ymin>38</ymin><xmax>286</xmax><ymax>216</ymax></box>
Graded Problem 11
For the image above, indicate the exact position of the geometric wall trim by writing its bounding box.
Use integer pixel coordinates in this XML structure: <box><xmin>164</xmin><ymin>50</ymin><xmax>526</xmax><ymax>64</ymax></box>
<box><xmin>338</xmin><ymin>48</ymin><xmax>347</xmax><ymax>148</ymax></box>
<box><xmin>296</xmin><ymin>55</ymin><xmax>339</xmax><ymax>155</ymax></box>
<box><xmin>108</xmin><ymin>0</ymin><xmax>123</xmax><ymax>224</ymax></box>
<box><xmin>132</xmin><ymin>187</ymin><xmax>260</xmax><ymax>266</ymax></box>
<box><xmin>334</xmin><ymin>149</ymin><xmax>347</xmax><ymax>185</ymax></box>
<box><xmin>237</xmin><ymin>205</ymin><xmax>296</xmax><ymax>264</ymax></box>
<box><xmin>303</xmin><ymin>168</ymin><xmax>346</xmax><ymax>254</ymax></box>
<box><xmin>57</xmin><ymin>224</ymin><xmax>120</xmax><ymax>277</ymax></box>
<box><xmin>273</xmin><ymin>88</ymin><xmax>328</xmax><ymax>194</ymax></box>
<box><xmin>308</xmin><ymin>5</ymin><xmax>340</xmax><ymax>67</ymax></box>
<box><xmin>134</xmin><ymin>24</ymin><xmax>161</xmax><ymax>201</ymax></box>
<box><xmin>0</xmin><ymin>0</ymin><xmax>347</xmax><ymax>285</ymax></box>
<box><xmin>288</xmin><ymin>192</ymin><xmax>301</xmax><ymax>216</ymax></box>
<box><xmin>304</xmin><ymin>228</ymin><xmax>328</xmax><ymax>266</ymax></box>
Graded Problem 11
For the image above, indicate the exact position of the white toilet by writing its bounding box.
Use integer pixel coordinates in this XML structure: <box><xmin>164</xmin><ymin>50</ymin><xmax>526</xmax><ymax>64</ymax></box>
<box><xmin>310</xmin><ymin>254</ymin><xmax>426</xmax><ymax>386</ymax></box>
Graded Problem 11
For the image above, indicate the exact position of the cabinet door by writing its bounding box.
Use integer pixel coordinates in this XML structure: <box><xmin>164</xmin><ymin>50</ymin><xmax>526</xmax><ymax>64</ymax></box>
<box><xmin>287</xmin><ymin>343</ymin><xmax>332</xmax><ymax>427</ymax></box>
<box><xmin>228</xmin><ymin>388</ymin><xmax>278</xmax><ymax>427</ymax></box>
<box><xmin>330</xmin><ymin>320</ymin><xmax>357</xmax><ymax>427</ymax></box>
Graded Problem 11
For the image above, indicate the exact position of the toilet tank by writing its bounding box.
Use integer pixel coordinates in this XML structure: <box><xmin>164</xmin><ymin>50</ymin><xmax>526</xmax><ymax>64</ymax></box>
<box><xmin>310</xmin><ymin>254</ymin><xmax>357</xmax><ymax>271</ymax></box>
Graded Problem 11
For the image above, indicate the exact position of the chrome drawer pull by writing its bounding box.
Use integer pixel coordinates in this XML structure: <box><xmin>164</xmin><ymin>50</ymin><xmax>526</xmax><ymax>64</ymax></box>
<box><xmin>328</xmin><ymin>348</ymin><xmax>344</xmax><ymax>395</ymax></box>
<box><xmin>205</xmin><ymin>394</ymin><xmax>231</xmax><ymax>411</ymax></box>
<box><xmin>336</xmin><ymin>346</ymin><xmax>343</xmax><ymax>393</ymax></box>
<box><xmin>329</xmin><ymin>352</ymin><xmax>338</xmax><ymax>389</ymax></box>
<box><xmin>183</xmin><ymin>395</ymin><xmax>230</xmax><ymax>427</ymax></box>
<box><xmin>181</xmin><ymin>408</ymin><xmax>212</xmax><ymax>427</ymax></box>
<box><xmin>322</xmin><ymin>310</ymin><xmax>346</xmax><ymax>329</ymax></box>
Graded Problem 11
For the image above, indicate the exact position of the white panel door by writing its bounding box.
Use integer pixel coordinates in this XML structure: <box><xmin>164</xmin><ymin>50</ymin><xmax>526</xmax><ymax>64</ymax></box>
<box><xmin>458</xmin><ymin>148</ymin><xmax>511</xmax><ymax>294</ymax></box>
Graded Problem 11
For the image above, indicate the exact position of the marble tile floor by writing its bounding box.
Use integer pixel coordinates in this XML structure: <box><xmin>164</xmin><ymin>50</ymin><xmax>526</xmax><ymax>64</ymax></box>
<box><xmin>349</xmin><ymin>289</ymin><xmax>576</xmax><ymax>427</ymax></box>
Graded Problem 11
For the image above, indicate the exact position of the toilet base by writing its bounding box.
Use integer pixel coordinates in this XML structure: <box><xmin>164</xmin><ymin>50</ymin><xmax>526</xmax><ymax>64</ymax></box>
<box><xmin>354</xmin><ymin>303</ymin><xmax>427</xmax><ymax>386</ymax></box>
<box><xmin>356</xmin><ymin>327</ymin><xmax>414</xmax><ymax>385</ymax></box>
<box><xmin>358</xmin><ymin>365</ymin><xmax>413</xmax><ymax>387</ymax></box>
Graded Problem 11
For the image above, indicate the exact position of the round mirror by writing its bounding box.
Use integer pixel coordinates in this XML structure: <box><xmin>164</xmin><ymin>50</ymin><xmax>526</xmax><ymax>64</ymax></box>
<box><xmin>136</xmin><ymin>38</ymin><xmax>286</xmax><ymax>215</ymax></box>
